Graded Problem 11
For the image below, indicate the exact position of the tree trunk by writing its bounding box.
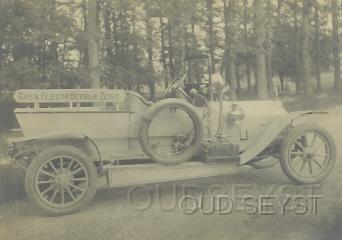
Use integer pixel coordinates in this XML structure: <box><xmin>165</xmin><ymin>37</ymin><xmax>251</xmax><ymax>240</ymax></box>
<box><xmin>120</xmin><ymin>0</ymin><xmax>129</xmax><ymax>55</ymax></box>
<box><xmin>184</xmin><ymin>26</ymin><xmax>189</xmax><ymax>58</ymax></box>
<box><xmin>103</xmin><ymin>0</ymin><xmax>113</xmax><ymax>60</ymax></box>
<box><xmin>265</xmin><ymin>0</ymin><xmax>273</xmax><ymax>92</ymax></box>
<box><xmin>87</xmin><ymin>0</ymin><xmax>100</xmax><ymax>88</ymax></box>
<box><xmin>80</xmin><ymin>0</ymin><xmax>88</xmax><ymax>66</ymax></box>
<box><xmin>254</xmin><ymin>69</ymin><xmax>258</xmax><ymax>91</ymax></box>
<box><xmin>189</xmin><ymin>20</ymin><xmax>196</xmax><ymax>84</ymax></box>
<box><xmin>132</xmin><ymin>15</ymin><xmax>139</xmax><ymax>92</ymax></box>
<box><xmin>224</xmin><ymin>0</ymin><xmax>229</xmax><ymax>86</ymax></box>
<box><xmin>146</xmin><ymin>18</ymin><xmax>153</xmax><ymax>66</ymax></box>
<box><xmin>191</xmin><ymin>20</ymin><xmax>196</xmax><ymax>52</ymax></box>
<box><xmin>254</xmin><ymin>0</ymin><xmax>269</xmax><ymax>99</ymax></box>
<box><xmin>160</xmin><ymin>17</ymin><xmax>168</xmax><ymax>87</ymax></box>
<box><xmin>243</xmin><ymin>0</ymin><xmax>252</xmax><ymax>93</ymax></box>
<box><xmin>279</xmin><ymin>72</ymin><xmax>284</xmax><ymax>91</ymax></box>
<box><xmin>301</xmin><ymin>0</ymin><xmax>313</xmax><ymax>95</ymax></box>
<box><xmin>293</xmin><ymin>0</ymin><xmax>300</xmax><ymax>92</ymax></box>
<box><xmin>224</xmin><ymin>0</ymin><xmax>237</xmax><ymax>101</ymax></box>
<box><xmin>246</xmin><ymin>63</ymin><xmax>252</xmax><ymax>93</ymax></box>
<box><xmin>235</xmin><ymin>64</ymin><xmax>241</xmax><ymax>94</ymax></box>
<box><xmin>331</xmin><ymin>0</ymin><xmax>341</xmax><ymax>92</ymax></box>
<box><xmin>207</xmin><ymin>0</ymin><xmax>215</xmax><ymax>73</ymax></box>
<box><xmin>167</xmin><ymin>19</ymin><xmax>175</xmax><ymax>80</ymax></box>
<box><xmin>146</xmin><ymin>17</ymin><xmax>155</xmax><ymax>100</ymax></box>
<box><xmin>314</xmin><ymin>0</ymin><xmax>321</xmax><ymax>92</ymax></box>
<box><xmin>112</xmin><ymin>12</ymin><xmax>118</xmax><ymax>56</ymax></box>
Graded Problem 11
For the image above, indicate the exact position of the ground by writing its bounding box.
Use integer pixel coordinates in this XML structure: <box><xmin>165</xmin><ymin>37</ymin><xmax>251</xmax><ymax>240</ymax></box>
<box><xmin>0</xmin><ymin>105</ymin><xmax>342</xmax><ymax>240</ymax></box>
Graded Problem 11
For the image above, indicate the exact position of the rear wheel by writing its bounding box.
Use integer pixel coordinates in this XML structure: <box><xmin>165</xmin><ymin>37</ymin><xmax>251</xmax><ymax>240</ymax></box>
<box><xmin>279</xmin><ymin>124</ymin><xmax>336</xmax><ymax>184</ymax></box>
<box><xmin>139</xmin><ymin>99</ymin><xmax>204</xmax><ymax>165</ymax></box>
<box><xmin>25</xmin><ymin>146</ymin><xmax>97</xmax><ymax>216</ymax></box>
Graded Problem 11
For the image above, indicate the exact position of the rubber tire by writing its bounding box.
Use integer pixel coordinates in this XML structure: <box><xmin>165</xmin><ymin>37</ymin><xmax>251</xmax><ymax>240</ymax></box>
<box><xmin>25</xmin><ymin>146</ymin><xmax>98</xmax><ymax>216</ymax></box>
<box><xmin>139</xmin><ymin>98</ymin><xmax>204</xmax><ymax>165</ymax></box>
<box><xmin>279</xmin><ymin>123</ymin><xmax>336</xmax><ymax>184</ymax></box>
<box><xmin>250</xmin><ymin>157</ymin><xmax>278</xmax><ymax>169</ymax></box>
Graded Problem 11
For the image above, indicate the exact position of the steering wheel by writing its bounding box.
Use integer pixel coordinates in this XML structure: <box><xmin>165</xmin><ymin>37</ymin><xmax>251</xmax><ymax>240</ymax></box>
<box><xmin>165</xmin><ymin>75</ymin><xmax>187</xmax><ymax>97</ymax></box>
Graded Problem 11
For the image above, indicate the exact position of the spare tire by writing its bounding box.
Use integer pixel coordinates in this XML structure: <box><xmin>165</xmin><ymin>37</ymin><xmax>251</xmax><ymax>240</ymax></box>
<box><xmin>139</xmin><ymin>98</ymin><xmax>204</xmax><ymax>165</ymax></box>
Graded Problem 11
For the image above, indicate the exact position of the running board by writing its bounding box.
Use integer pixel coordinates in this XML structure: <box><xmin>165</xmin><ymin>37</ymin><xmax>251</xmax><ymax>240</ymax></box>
<box><xmin>104</xmin><ymin>162</ymin><xmax>237</xmax><ymax>187</ymax></box>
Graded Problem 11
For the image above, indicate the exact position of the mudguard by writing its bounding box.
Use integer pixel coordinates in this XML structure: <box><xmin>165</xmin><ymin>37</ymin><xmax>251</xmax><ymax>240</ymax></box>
<box><xmin>239</xmin><ymin>111</ymin><xmax>329</xmax><ymax>165</ymax></box>
<box><xmin>8</xmin><ymin>132</ymin><xmax>102</xmax><ymax>164</ymax></box>
<box><xmin>9</xmin><ymin>132</ymin><xmax>88</xmax><ymax>143</ymax></box>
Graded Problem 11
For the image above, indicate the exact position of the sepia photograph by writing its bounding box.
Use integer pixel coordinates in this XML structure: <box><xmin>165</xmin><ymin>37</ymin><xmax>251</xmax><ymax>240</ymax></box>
<box><xmin>0</xmin><ymin>0</ymin><xmax>341</xmax><ymax>239</ymax></box>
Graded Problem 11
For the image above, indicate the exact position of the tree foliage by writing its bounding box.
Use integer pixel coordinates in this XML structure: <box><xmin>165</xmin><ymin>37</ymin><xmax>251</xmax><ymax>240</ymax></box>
<box><xmin>0</xmin><ymin>0</ymin><xmax>339</xmax><ymax>98</ymax></box>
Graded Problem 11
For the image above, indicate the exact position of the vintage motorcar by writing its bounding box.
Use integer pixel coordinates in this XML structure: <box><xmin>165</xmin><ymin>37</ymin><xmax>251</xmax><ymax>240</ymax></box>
<box><xmin>7</xmin><ymin>57</ymin><xmax>336</xmax><ymax>215</ymax></box>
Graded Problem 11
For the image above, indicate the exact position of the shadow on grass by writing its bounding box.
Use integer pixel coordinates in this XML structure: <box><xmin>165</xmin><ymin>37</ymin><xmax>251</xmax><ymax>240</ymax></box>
<box><xmin>323</xmin><ymin>211</ymin><xmax>342</xmax><ymax>240</ymax></box>
<box><xmin>0</xmin><ymin>163</ymin><xmax>25</xmax><ymax>203</ymax></box>
<box><xmin>0</xmin><ymin>131</ymin><xmax>26</xmax><ymax>203</ymax></box>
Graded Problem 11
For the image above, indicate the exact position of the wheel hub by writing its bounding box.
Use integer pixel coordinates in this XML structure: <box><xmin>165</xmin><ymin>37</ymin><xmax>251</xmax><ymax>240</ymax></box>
<box><xmin>55</xmin><ymin>170</ymin><xmax>72</xmax><ymax>188</ymax></box>
<box><xmin>303</xmin><ymin>147</ymin><xmax>315</xmax><ymax>161</ymax></box>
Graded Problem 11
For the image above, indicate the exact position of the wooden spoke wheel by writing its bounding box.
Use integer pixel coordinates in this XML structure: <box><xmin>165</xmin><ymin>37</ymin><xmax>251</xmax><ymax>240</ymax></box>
<box><xmin>280</xmin><ymin>124</ymin><xmax>336</xmax><ymax>184</ymax></box>
<box><xmin>25</xmin><ymin>146</ymin><xmax>97</xmax><ymax>216</ymax></box>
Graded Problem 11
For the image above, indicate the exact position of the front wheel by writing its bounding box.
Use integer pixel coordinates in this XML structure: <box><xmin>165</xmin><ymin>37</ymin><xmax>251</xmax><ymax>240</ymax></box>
<box><xmin>25</xmin><ymin>146</ymin><xmax>98</xmax><ymax>216</ymax></box>
<box><xmin>279</xmin><ymin>123</ymin><xmax>336</xmax><ymax>184</ymax></box>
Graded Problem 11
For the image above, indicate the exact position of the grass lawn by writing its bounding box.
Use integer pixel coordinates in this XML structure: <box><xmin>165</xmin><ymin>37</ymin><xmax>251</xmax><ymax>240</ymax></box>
<box><xmin>282</xmin><ymin>94</ymin><xmax>342</xmax><ymax>112</ymax></box>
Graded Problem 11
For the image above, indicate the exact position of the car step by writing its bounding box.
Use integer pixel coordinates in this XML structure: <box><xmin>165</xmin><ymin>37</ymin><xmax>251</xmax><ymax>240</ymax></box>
<box><xmin>103</xmin><ymin>162</ymin><xmax>237</xmax><ymax>187</ymax></box>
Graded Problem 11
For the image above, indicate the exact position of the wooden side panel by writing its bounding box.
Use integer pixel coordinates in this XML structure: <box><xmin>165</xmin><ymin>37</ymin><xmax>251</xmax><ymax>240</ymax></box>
<box><xmin>15</xmin><ymin>111</ymin><xmax>131</xmax><ymax>139</ymax></box>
